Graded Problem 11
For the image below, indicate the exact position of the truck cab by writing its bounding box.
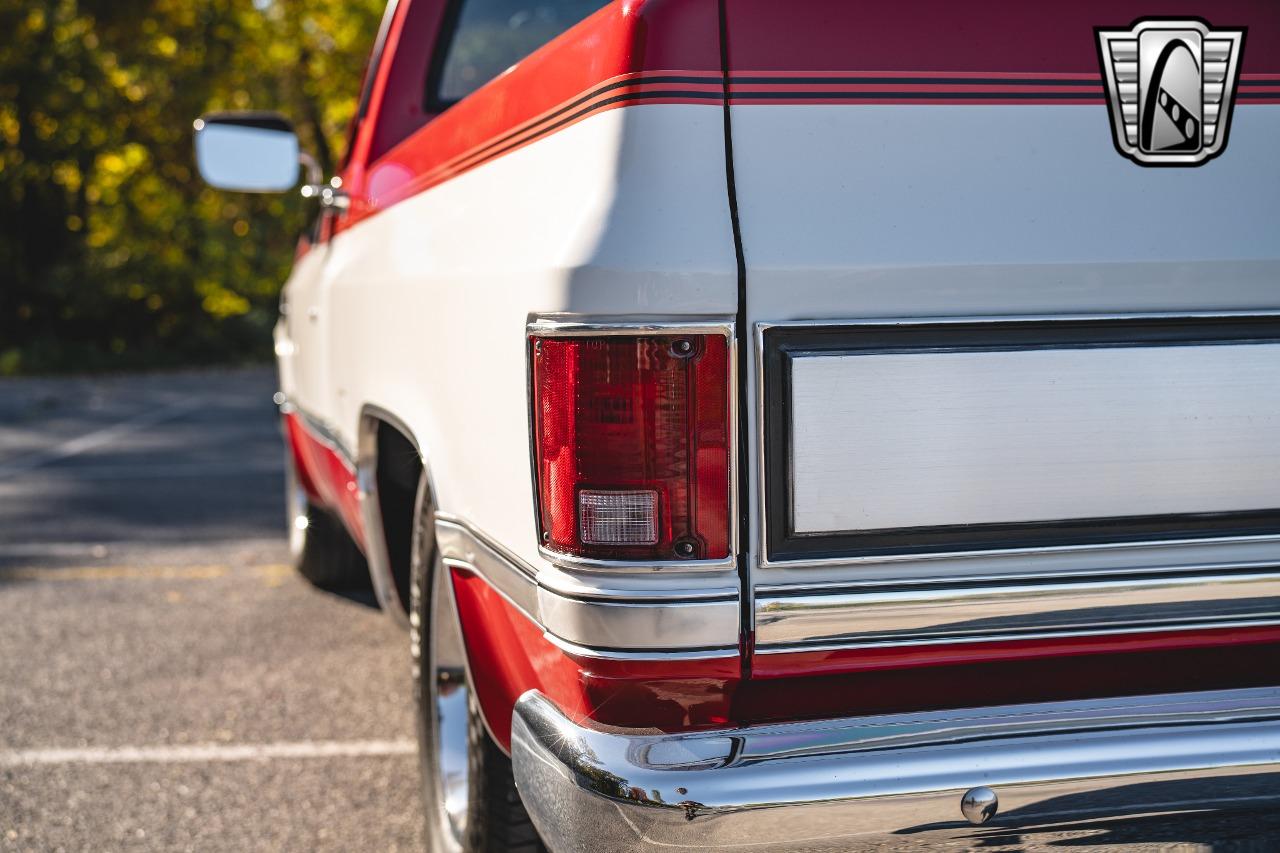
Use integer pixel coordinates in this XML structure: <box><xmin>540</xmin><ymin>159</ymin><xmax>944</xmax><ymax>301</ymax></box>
<box><xmin>195</xmin><ymin>1</ymin><xmax>1280</xmax><ymax>849</ymax></box>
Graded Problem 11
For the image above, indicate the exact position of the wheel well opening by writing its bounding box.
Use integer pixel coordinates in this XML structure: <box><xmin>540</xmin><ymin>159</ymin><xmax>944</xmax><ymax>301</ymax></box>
<box><xmin>375</xmin><ymin>419</ymin><xmax>422</xmax><ymax>613</ymax></box>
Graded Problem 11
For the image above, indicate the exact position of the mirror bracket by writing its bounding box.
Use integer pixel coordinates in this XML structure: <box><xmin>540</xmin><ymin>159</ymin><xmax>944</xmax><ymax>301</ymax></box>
<box><xmin>298</xmin><ymin>151</ymin><xmax>324</xmax><ymax>188</ymax></box>
<box><xmin>298</xmin><ymin>153</ymin><xmax>349</xmax><ymax>210</ymax></box>
<box><xmin>300</xmin><ymin>176</ymin><xmax>351</xmax><ymax>211</ymax></box>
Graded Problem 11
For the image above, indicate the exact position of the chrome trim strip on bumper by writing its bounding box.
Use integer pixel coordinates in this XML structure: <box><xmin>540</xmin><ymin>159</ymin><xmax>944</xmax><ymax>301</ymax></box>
<box><xmin>511</xmin><ymin>687</ymin><xmax>1280</xmax><ymax>852</ymax></box>
<box><xmin>755</xmin><ymin>568</ymin><xmax>1280</xmax><ymax>650</ymax></box>
<box><xmin>434</xmin><ymin>515</ymin><xmax>740</xmax><ymax>656</ymax></box>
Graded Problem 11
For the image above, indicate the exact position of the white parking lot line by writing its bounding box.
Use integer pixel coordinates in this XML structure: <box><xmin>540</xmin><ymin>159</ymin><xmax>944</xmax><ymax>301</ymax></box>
<box><xmin>0</xmin><ymin>739</ymin><xmax>417</xmax><ymax>767</ymax></box>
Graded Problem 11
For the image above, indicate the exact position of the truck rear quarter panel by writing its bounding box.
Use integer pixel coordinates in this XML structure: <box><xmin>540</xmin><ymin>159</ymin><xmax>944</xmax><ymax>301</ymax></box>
<box><xmin>324</xmin><ymin>0</ymin><xmax>739</xmax><ymax>575</ymax></box>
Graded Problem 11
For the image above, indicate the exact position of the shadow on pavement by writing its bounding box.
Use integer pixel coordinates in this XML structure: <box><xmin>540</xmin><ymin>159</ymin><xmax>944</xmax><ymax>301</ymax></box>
<box><xmin>0</xmin><ymin>368</ymin><xmax>286</xmax><ymax>570</ymax></box>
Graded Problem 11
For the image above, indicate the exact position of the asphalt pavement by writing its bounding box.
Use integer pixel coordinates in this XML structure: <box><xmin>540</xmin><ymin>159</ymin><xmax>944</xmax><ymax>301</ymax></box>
<box><xmin>0</xmin><ymin>368</ymin><xmax>422</xmax><ymax>851</ymax></box>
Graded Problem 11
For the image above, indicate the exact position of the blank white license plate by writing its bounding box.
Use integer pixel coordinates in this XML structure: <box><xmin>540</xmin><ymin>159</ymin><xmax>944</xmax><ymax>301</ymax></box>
<box><xmin>789</xmin><ymin>340</ymin><xmax>1280</xmax><ymax>536</ymax></box>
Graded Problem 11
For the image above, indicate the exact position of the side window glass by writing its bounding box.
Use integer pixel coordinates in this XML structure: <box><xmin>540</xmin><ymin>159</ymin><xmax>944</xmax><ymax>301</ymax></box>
<box><xmin>431</xmin><ymin>0</ymin><xmax>608</xmax><ymax>106</ymax></box>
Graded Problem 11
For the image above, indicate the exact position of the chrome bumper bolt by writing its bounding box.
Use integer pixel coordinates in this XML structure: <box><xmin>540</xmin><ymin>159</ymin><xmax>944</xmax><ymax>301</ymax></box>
<box><xmin>961</xmin><ymin>786</ymin><xmax>998</xmax><ymax>825</ymax></box>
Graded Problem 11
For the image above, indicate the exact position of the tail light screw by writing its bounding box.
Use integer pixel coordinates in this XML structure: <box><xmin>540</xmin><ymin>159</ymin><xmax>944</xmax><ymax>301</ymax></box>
<box><xmin>669</xmin><ymin>339</ymin><xmax>695</xmax><ymax>358</ymax></box>
<box><xmin>674</xmin><ymin>539</ymin><xmax>697</xmax><ymax>558</ymax></box>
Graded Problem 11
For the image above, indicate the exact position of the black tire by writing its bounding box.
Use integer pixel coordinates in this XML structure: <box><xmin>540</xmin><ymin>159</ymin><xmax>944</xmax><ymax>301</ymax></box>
<box><xmin>294</xmin><ymin>505</ymin><xmax>369</xmax><ymax>589</ymax></box>
<box><xmin>409</xmin><ymin>471</ymin><xmax>544</xmax><ymax>853</ymax></box>
<box><xmin>286</xmin><ymin>452</ymin><xmax>369</xmax><ymax>590</ymax></box>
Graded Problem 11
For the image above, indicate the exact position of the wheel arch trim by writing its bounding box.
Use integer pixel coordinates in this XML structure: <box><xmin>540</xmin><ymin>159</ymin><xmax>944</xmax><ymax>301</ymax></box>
<box><xmin>357</xmin><ymin>403</ymin><xmax>434</xmax><ymax>628</ymax></box>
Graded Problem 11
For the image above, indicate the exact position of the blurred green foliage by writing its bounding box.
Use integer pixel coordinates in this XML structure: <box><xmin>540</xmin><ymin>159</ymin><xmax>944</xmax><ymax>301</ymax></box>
<box><xmin>0</xmin><ymin>0</ymin><xmax>384</xmax><ymax>374</ymax></box>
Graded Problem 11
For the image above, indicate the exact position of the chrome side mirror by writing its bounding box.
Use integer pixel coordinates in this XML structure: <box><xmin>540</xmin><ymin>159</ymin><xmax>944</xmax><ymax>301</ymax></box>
<box><xmin>193</xmin><ymin>111</ymin><xmax>349</xmax><ymax>209</ymax></box>
<box><xmin>193</xmin><ymin>112</ymin><xmax>301</xmax><ymax>192</ymax></box>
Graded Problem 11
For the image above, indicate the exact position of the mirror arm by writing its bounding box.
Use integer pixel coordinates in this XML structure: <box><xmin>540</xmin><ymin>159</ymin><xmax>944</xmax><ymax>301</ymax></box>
<box><xmin>298</xmin><ymin>151</ymin><xmax>324</xmax><ymax>187</ymax></box>
<box><xmin>298</xmin><ymin>152</ymin><xmax>350</xmax><ymax>211</ymax></box>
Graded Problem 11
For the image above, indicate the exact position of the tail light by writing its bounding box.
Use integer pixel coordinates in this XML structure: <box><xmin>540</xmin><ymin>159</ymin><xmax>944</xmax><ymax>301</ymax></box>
<box><xmin>529</xmin><ymin>329</ymin><xmax>731</xmax><ymax>563</ymax></box>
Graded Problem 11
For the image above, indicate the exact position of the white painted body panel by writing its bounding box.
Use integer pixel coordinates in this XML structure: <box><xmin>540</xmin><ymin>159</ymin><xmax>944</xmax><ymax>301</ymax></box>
<box><xmin>278</xmin><ymin>244</ymin><xmax>329</xmax><ymax>412</ymax></box>
<box><xmin>279</xmin><ymin>105</ymin><xmax>740</xmax><ymax>593</ymax></box>
<box><xmin>732</xmin><ymin>104</ymin><xmax>1280</xmax><ymax>319</ymax></box>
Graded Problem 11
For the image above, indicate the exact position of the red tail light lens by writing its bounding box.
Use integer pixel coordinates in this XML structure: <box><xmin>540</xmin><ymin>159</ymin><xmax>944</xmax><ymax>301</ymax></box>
<box><xmin>530</xmin><ymin>333</ymin><xmax>731</xmax><ymax>562</ymax></box>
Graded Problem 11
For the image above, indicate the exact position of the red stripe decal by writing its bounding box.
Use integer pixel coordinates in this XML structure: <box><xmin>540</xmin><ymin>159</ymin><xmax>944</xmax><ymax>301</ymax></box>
<box><xmin>363</xmin><ymin>71</ymin><xmax>724</xmax><ymax>212</ymax></box>
<box><xmin>729</xmin><ymin>70</ymin><xmax>1107</xmax><ymax>104</ymax></box>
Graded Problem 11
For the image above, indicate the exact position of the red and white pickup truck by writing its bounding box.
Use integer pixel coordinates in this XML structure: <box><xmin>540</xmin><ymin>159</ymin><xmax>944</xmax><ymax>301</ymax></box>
<box><xmin>195</xmin><ymin>1</ymin><xmax>1280</xmax><ymax>850</ymax></box>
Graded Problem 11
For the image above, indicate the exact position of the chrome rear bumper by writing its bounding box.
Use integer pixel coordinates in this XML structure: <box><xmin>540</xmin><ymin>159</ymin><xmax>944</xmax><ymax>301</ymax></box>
<box><xmin>511</xmin><ymin>687</ymin><xmax>1280</xmax><ymax>852</ymax></box>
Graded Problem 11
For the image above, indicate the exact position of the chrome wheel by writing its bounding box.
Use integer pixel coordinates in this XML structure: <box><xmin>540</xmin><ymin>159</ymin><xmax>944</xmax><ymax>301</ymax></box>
<box><xmin>411</xmin><ymin>466</ymin><xmax>544</xmax><ymax>853</ymax></box>
<box><xmin>428</xmin><ymin>559</ymin><xmax>472</xmax><ymax>850</ymax></box>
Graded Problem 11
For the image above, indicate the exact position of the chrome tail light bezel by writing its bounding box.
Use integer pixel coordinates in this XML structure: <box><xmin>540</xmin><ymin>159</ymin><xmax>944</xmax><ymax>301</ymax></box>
<box><xmin>525</xmin><ymin>316</ymin><xmax>738</xmax><ymax>573</ymax></box>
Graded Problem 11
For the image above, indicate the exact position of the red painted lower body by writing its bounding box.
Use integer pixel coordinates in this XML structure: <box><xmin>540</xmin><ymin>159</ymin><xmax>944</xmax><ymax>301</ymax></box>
<box><xmin>739</xmin><ymin>627</ymin><xmax>1280</xmax><ymax>723</ymax></box>
<box><xmin>450</xmin><ymin>567</ymin><xmax>740</xmax><ymax>751</ymax></box>
<box><xmin>281</xmin><ymin>411</ymin><xmax>365</xmax><ymax>549</ymax></box>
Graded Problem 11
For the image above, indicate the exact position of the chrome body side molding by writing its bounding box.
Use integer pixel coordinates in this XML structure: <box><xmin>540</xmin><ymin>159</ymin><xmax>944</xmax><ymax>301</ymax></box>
<box><xmin>434</xmin><ymin>514</ymin><xmax>740</xmax><ymax>656</ymax></box>
<box><xmin>435</xmin><ymin>516</ymin><xmax>541</xmax><ymax>619</ymax></box>
<box><xmin>755</xmin><ymin>568</ymin><xmax>1280</xmax><ymax>651</ymax></box>
<box><xmin>512</xmin><ymin>687</ymin><xmax>1280</xmax><ymax>852</ymax></box>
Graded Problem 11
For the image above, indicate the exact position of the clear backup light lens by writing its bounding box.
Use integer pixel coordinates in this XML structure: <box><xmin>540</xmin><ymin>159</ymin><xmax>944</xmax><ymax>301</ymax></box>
<box><xmin>578</xmin><ymin>490</ymin><xmax>658</xmax><ymax>545</ymax></box>
<box><xmin>530</xmin><ymin>332</ymin><xmax>731</xmax><ymax>562</ymax></box>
